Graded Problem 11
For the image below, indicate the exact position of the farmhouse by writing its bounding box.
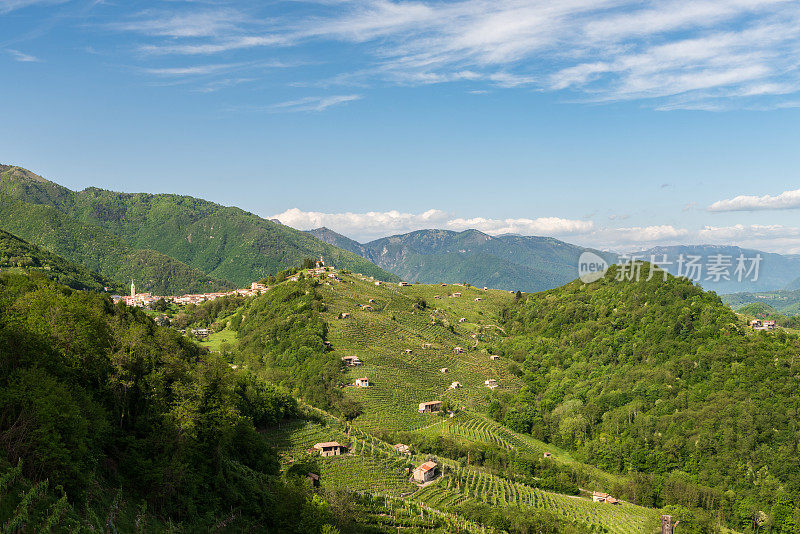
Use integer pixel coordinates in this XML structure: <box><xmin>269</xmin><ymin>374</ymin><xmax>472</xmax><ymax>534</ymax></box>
<box><xmin>592</xmin><ymin>492</ymin><xmax>621</xmax><ymax>505</ymax></box>
<box><xmin>454</xmin><ymin>346</ymin><xmax>464</xmax><ymax>354</ymax></box>
<box><xmin>418</xmin><ymin>401</ymin><xmax>443</xmax><ymax>413</ymax></box>
<box><xmin>450</xmin><ymin>382</ymin><xmax>462</xmax><ymax>389</ymax></box>
<box><xmin>413</xmin><ymin>461</ymin><xmax>438</xmax><ymax>483</ymax></box>
<box><xmin>355</xmin><ymin>377</ymin><xmax>370</xmax><ymax>387</ymax></box>
<box><xmin>394</xmin><ymin>443</ymin><xmax>411</xmax><ymax>454</ymax></box>
<box><xmin>313</xmin><ymin>442</ymin><xmax>347</xmax><ymax>457</ymax></box>
<box><xmin>341</xmin><ymin>356</ymin><xmax>363</xmax><ymax>366</ymax></box>
<box><xmin>484</xmin><ymin>379</ymin><xmax>498</xmax><ymax>389</ymax></box>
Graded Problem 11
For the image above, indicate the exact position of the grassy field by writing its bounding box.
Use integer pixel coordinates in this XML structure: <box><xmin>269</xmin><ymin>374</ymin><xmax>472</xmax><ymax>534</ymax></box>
<box><xmin>250</xmin><ymin>271</ymin><xmax>663</xmax><ymax>532</ymax></box>
<box><xmin>197</xmin><ymin>327</ymin><xmax>237</xmax><ymax>352</ymax></box>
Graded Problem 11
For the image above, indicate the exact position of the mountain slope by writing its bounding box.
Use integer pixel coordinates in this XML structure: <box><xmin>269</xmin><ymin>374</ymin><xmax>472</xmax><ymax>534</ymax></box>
<box><xmin>0</xmin><ymin>164</ymin><xmax>398</xmax><ymax>291</ymax></box>
<box><xmin>0</xmin><ymin>229</ymin><xmax>123</xmax><ymax>292</ymax></box>
<box><xmin>308</xmin><ymin>227</ymin><xmax>615</xmax><ymax>292</ymax></box>
<box><xmin>0</xmin><ymin>191</ymin><xmax>233</xmax><ymax>295</ymax></box>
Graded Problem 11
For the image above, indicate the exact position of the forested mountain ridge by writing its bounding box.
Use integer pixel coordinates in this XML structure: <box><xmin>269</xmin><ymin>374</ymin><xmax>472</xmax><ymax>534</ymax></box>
<box><xmin>0</xmin><ymin>192</ymin><xmax>234</xmax><ymax>295</ymax></box>
<box><xmin>0</xmin><ymin>229</ymin><xmax>123</xmax><ymax>292</ymax></box>
<box><xmin>307</xmin><ymin>227</ymin><xmax>616</xmax><ymax>292</ymax></box>
<box><xmin>497</xmin><ymin>264</ymin><xmax>800</xmax><ymax>532</ymax></box>
<box><xmin>0</xmin><ymin>164</ymin><xmax>398</xmax><ymax>292</ymax></box>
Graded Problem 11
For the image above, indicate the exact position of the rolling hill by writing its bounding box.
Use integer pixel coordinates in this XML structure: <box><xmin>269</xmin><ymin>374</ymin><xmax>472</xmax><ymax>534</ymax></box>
<box><xmin>0</xmin><ymin>229</ymin><xmax>123</xmax><ymax>292</ymax></box>
<box><xmin>306</xmin><ymin>227</ymin><xmax>617</xmax><ymax>292</ymax></box>
<box><xmin>0</xmin><ymin>164</ymin><xmax>398</xmax><ymax>293</ymax></box>
<box><xmin>192</xmin><ymin>264</ymin><xmax>800</xmax><ymax>532</ymax></box>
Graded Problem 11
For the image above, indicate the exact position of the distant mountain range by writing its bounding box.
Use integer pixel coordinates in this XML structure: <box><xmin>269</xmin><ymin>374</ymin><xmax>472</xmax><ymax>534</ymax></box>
<box><xmin>307</xmin><ymin>227</ymin><xmax>617</xmax><ymax>292</ymax></box>
<box><xmin>631</xmin><ymin>245</ymin><xmax>800</xmax><ymax>294</ymax></box>
<box><xmin>309</xmin><ymin>229</ymin><xmax>800</xmax><ymax>294</ymax></box>
<box><xmin>0</xmin><ymin>164</ymin><xmax>398</xmax><ymax>294</ymax></box>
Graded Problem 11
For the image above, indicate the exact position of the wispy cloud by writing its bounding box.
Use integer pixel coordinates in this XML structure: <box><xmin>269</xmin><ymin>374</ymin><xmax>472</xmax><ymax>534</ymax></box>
<box><xmin>0</xmin><ymin>0</ymin><xmax>68</xmax><ymax>13</ymax></box>
<box><xmin>708</xmin><ymin>187</ymin><xmax>800</xmax><ymax>211</ymax></box>
<box><xmin>6</xmin><ymin>49</ymin><xmax>41</xmax><ymax>62</ymax></box>
<box><xmin>272</xmin><ymin>207</ymin><xmax>800</xmax><ymax>253</ymax></box>
<box><xmin>272</xmin><ymin>208</ymin><xmax>594</xmax><ymax>241</ymax></box>
<box><xmin>269</xmin><ymin>94</ymin><xmax>362</xmax><ymax>112</ymax></box>
<box><xmin>93</xmin><ymin>0</ymin><xmax>800</xmax><ymax>108</ymax></box>
<box><xmin>143</xmin><ymin>63</ymin><xmax>238</xmax><ymax>77</ymax></box>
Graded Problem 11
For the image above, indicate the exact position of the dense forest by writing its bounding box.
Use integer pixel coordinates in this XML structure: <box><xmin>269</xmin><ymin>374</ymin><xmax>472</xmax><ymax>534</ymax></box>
<box><xmin>0</xmin><ymin>272</ymin><xmax>357</xmax><ymax>532</ymax></box>
<box><xmin>496</xmin><ymin>264</ymin><xmax>800</xmax><ymax>532</ymax></box>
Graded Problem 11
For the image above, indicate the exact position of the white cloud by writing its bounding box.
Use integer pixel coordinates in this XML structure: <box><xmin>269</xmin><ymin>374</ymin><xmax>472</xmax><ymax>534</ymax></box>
<box><xmin>446</xmin><ymin>216</ymin><xmax>593</xmax><ymax>235</ymax></box>
<box><xmin>6</xmin><ymin>49</ymin><xmax>41</xmax><ymax>62</ymax></box>
<box><xmin>271</xmin><ymin>209</ymin><xmax>800</xmax><ymax>253</ymax></box>
<box><xmin>272</xmin><ymin>208</ymin><xmax>451</xmax><ymax>240</ymax></box>
<box><xmin>143</xmin><ymin>63</ymin><xmax>238</xmax><ymax>76</ymax></box>
<box><xmin>708</xmin><ymin>188</ymin><xmax>800</xmax><ymax>211</ymax></box>
<box><xmin>269</xmin><ymin>94</ymin><xmax>363</xmax><ymax>112</ymax></box>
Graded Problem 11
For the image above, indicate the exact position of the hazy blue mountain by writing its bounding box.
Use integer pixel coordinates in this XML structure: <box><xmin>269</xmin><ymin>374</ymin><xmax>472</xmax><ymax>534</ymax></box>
<box><xmin>631</xmin><ymin>245</ymin><xmax>800</xmax><ymax>294</ymax></box>
<box><xmin>307</xmin><ymin>227</ymin><xmax>616</xmax><ymax>292</ymax></box>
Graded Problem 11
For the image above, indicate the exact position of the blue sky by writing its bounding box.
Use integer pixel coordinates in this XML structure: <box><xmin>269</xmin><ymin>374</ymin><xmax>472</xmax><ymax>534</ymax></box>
<box><xmin>2</xmin><ymin>0</ymin><xmax>800</xmax><ymax>252</ymax></box>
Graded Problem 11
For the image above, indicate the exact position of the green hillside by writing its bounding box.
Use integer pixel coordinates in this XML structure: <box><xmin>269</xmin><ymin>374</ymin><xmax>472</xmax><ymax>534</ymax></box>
<box><xmin>0</xmin><ymin>229</ymin><xmax>123</xmax><ymax>292</ymax></box>
<box><xmin>191</xmin><ymin>271</ymin><xmax>671</xmax><ymax>533</ymax></box>
<box><xmin>498</xmin><ymin>264</ymin><xmax>800</xmax><ymax>532</ymax></box>
<box><xmin>308</xmin><ymin>227</ymin><xmax>617</xmax><ymax>292</ymax></box>
<box><xmin>0</xmin><ymin>164</ymin><xmax>398</xmax><ymax>291</ymax></box>
<box><xmin>0</xmin><ymin>192</ymin><xmax>234</xmax><ymax>295</ymax></box>
<box><xmin>211</xmin><ymin>265</ymin><xmax>800</xmax><ymax>532</ymax></box>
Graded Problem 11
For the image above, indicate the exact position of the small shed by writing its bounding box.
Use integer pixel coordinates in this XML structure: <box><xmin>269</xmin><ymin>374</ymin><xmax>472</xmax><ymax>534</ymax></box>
<box><xmin>418</xmin><ymin>401</ymin><xmax>443</xmax><ymax>413</ymax></box>
<box><xmin>484</xmin><ymin>379</ymin><xmax>498</xmax><ymax>389</ymax></box>
<box><xmin>341</xmin><ymin>312</ymin><xmax>350</xmax><ymax>319</ymax></box>
<box><xmin>404</xmin><ymin>349</ymin><xmax>413</xmax><ymax>354</ymax></box>
<box><xmin>450</xmin><ymin>381</ymin><xmax>462</xmax><ymax>389</ymax></box>
<box><xmin>355</xmin><ymin>377</ymin><xmax>370</xmax><ymax>387</ymax></box>
<box><xmin>313</xmin><ymin>442</ymin><xmax>347</xmax><ymax>457</ymax></box>
<box><xmin>413</xmin><ymin>461</ymin><xmax>438</xmax><ymax>483</ymax></box>
<box><xmin>454</xmin><ymin>346</ymin><xmax>464</xmax><ymax>354</ymax></box>
<box><xmin>439</xmin><ymin>367</ymin><xmax>448</xmax><ymax>373</ymax></box>
<box><xmin>489</xmin><ymin>355</ymin><xmax>500</xmax><ymax>361</ymax></box>
<box><xmin>307</xmin><ymin>473</ymin><xmax>320</xmax><ymax>487</ymax></box>
<box><xmin>458</xmin><ymin>318</ymin><xmax>466</xmax><ymax>323</ymax></box>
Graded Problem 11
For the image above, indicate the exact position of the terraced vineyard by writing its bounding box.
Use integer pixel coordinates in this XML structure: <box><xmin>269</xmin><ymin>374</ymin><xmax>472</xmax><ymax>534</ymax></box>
<box><xmin>258</xmin><ymin>271</ymin><xmax>664</xmax><ymax>533</ymax></box>
<box><xmin>319</xmin><ymin>274</ymin><xmax>522</xmax><ymax>431</ymax></box>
